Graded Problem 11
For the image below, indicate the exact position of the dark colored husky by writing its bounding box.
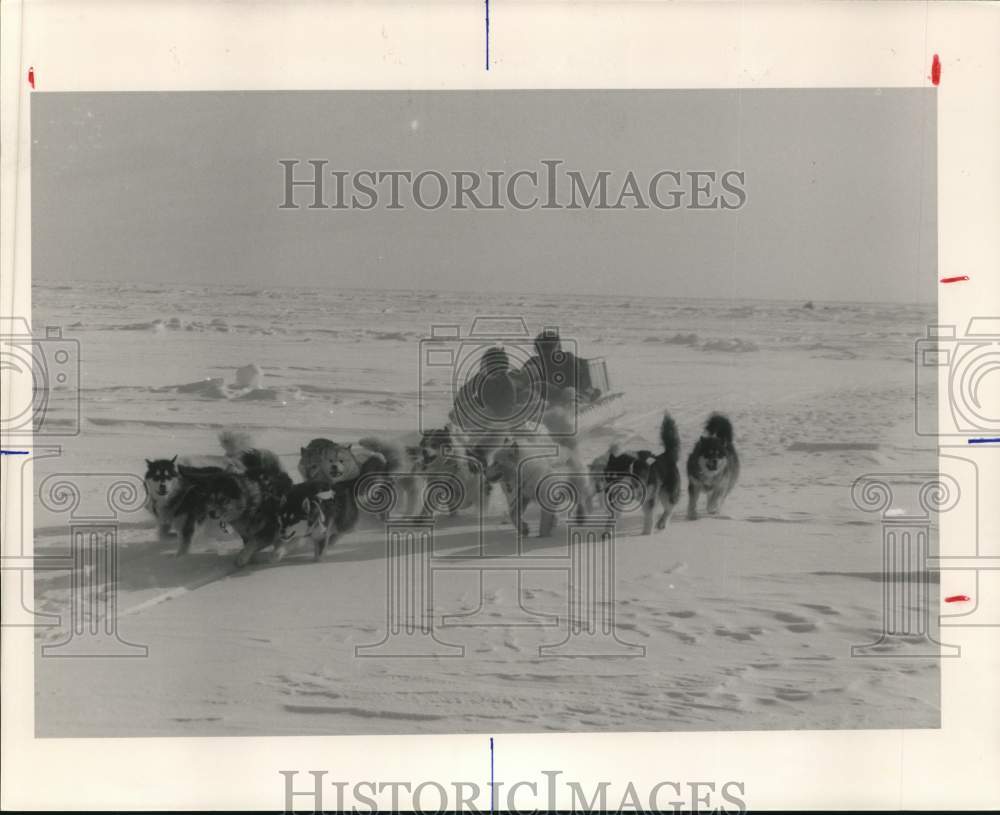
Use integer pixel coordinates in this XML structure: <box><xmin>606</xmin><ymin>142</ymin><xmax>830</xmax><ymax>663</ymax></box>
<box><xmin>168</xmin><ymin>442</ymin><xmax>292</xmax><ymax>566</ymax></box>
<box><xmin>277</xmin><ymin>480</ymin><xmax>360</xmax><ymax>561</ymax></box>
<box><xmin>686</xmin><ymin>413</ymin><xmax>740</xmax><ymax>520</ymax></box>
<box><xmin>601</xmin><ymin>412</ymin><xmax>682</xmax><ymax>535</ymax></box>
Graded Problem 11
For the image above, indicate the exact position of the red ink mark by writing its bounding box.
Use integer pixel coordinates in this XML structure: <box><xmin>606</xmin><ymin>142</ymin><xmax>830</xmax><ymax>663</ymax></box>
<box><xmin>28</xmin><ymin>67</ymin><xmax>35</xmax><ymax>89</ymax></box>
<box><xmin>931</xmin><ymin>55</ymin><xmax>941</xmax><ymax>86</ymax></box>
<box><xmin>940</xmin><ymin>275</ymin><xmax>969</xmax><ymax>283</ymax></box>
<box><xmin>945</xmin><ymin>594</ymin><xmax>970</xmax><ymax>603</ymax></box>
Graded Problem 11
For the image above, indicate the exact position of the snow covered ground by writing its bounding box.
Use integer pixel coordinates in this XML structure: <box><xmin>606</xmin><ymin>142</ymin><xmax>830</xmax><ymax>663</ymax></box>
<box><xmin>31</xmin><ymin>280</ymin><xmax>942</xmax><ymax>736</ymax></box>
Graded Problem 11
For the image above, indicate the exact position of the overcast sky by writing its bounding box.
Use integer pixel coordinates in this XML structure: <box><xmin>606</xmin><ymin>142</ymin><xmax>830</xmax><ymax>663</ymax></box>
<box><xmin>33</xmin><ymin>89</ymin><xmax>935</xmax><ymax>303</ymax></box>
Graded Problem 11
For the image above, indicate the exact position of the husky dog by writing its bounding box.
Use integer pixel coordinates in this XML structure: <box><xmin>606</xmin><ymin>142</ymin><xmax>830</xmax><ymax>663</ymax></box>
<box><xmin>167</xmin><ymin>433</ymin><xmax>291</xmax><ymax>563</ymax></box>
<box><xmin>185</xmin><ymin>450</ymin><xmax>294</xmax><ymax>567</ymax></box>
<box><xmin>144</xmin><ymin>431</ymin><xmax>259</xmax><ymax>549</ymax></box>
<box><xmin>300</xmin><ymin>436</ymin><xmax>399</xmax><ymax>484</ymax></box>
<box><xmin>143</xmin><ymin>456</ymin><xmax>181</xmax><ymax>541</ymax></box>
<box><xmin>298</xmin><ymin>438</ymin><xmax>339</xmax><ymax>483</ymax></box>
<box><xmin>298</xmin><ymin>436</ymin><xmax>406</xmax><ymax>519</ymax></box>
<box><xmin>407</xmin><ymin>426</ymin><xmax>486</xmax><ymax>518</ymax></box>
<box><xmin>686</xmin><ymin>413</ymin><xmax>740</xmax><ymax>520</ymax></box>
<box><xmin>599</xmin><ymin>412</ymin><xmax>682</xmax><ymax>535</ymax></box>
<box><xmin>588</xmin><ymin>449</ymin><xmax>611</xmax><ymax>495</ymax></box>
<box><xmin>484</xmin><ymin>438</ymin><xmax>590</xmax><ymax>537</ymax></box>
<box><xmin>277</xmin><ymin>481</ymin><xmax>359</xmax><ymax>561</ymax></box>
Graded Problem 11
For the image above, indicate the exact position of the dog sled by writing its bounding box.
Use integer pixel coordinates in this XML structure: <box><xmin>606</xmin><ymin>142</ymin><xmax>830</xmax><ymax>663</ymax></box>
<box><xmin>573</xmin><ymin>357</ymin><xmax>626</xmax><ymax>433</ymax></box>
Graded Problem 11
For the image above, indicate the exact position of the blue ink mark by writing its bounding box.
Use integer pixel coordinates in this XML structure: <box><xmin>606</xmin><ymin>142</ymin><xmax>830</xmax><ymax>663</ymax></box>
<box><xmin>490</xmin><ymin>736</ymin><xmax>494</xmax><ymax>812</ymax></box>
<box><xmin>968</xmin><ymin>437</ymin><xmax>1000</xmax><ymax>444</ymax></box>
<box><xmin>0</xmin><ymin>450</ymin><xmax>30</xmax><ymax>455</ymax></box>
<box><xmin>485</xmin><ymin>0</ymin><xmax>490</xmax><ymax>71</ymax></box>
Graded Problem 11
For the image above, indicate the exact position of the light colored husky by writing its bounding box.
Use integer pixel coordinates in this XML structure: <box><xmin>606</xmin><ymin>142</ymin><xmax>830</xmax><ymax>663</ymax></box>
<box><xmin>484</xmin><ymin>438</ymin><xmax>591</xmax><ymax>537</ymax></box>
<box><xmin>298</xmin><ymin>436</ymin><xmax>407</xmax><ymax>519</ymax></box>
<box><xmin>407</xmin><ymin>426</ymin><xmax>487</xmax><ymax>518</ymax></box>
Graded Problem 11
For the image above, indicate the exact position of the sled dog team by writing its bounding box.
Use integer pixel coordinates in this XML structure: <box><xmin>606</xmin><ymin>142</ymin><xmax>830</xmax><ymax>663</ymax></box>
<box><xmin>143</xmin><ymin>414</ymin><xmax>739</xmax><ymax>567</ymax></box>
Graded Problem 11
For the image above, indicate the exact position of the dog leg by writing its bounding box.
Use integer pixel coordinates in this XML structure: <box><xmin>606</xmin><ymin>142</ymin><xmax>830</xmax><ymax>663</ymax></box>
<box><xmin>175</xmin><ymin>513</ymin><xmax>196</xmax><ymax>556</ymax></box>
<box><xmin>686</xmin><ymin>484</ymin><xmax>701</xmax><ymax>520</ymax></box>
<box><xmin>656</xmin><ymin>486</ymin><xmax>675</xmax><ymax>531</ymax></box>
<box><xmin>509</xmin><ymin>493</ymin><xmax>530</xmax><ymax>537</ymax></box>
<box><xmin>641</xmin><ymin>490</ymin><xmax>656</xmax><ymax>535</ymax></box>
<box><xmin>235</xmin><ymin>538</ymin><xmax>256</xmax><ymax>568</ymax></box>
<box><xmin>656</xmin><ymin>505</ymin><xmax>674</xmax><ymax>530</ymax></box>
<box><xmin>538</xmin><ymin>507</ymin><xmax>555</xmax><ymax>538</ymax></box>
<box><xmin>642</xmin><ymin>507</ymin><xmax>654</xmax><ymax>535</ymax></box>
<box><xmin>706</xmin><ymin>489</ymin><xmax>721</xmax><ymax>515</ymax></box>
<box><xmin>315</xmin><ymin>529</ymin><xmax>336</xmax><ymax>561</ymax></box>
<box><xmin>481</xmin><ymin>480</ymin><xmax>498</xmax><ymax>521</ymax></box>
<box><xmin>158</xmin><ymin>520</ymin><xmax>176</xmax><ymax>542</ymax></box>
<box><xmin>419</xmin><ymin>488</ymin><xmax>435</xmax><ymax>520</ymax></box>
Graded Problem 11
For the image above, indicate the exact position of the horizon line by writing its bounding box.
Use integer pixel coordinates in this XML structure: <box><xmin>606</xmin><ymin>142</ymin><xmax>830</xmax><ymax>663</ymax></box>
<box><xmin>31</xmin><ymin>276</ymin><xmax>936</xmax><ymax>308</ymax></box>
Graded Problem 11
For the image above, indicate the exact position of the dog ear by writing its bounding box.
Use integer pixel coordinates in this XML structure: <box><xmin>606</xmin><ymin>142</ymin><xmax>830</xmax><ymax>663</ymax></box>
<box><xmin>300</xmin><ymin>446</ymin><xmax>308</xmax><ymax>456</ymax></box>
<box><xmin>170</xmin><ymin>455</ymin><xmax>178</xmax><ymax>465</ymax></box>
<box><xmin>145</xmin><ymin>458</ymin><xmax>153</xmax><ymax>467</ymax></box>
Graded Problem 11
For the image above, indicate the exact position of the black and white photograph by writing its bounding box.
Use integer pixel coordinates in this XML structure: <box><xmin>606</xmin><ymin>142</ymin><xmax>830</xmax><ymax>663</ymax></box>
<box><xmin>2</xmin><ymin>2</ymin><xmax>999</xmax><ymax>812</ymax></box>
<box><xmin>28</xmin><ymin>88</ymin><xmax>943</xmax><ymax>736</ymax></box>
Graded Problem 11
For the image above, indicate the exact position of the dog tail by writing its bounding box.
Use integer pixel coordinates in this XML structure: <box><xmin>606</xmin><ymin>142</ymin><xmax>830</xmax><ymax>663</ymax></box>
<box><xmin>240</xmin><ymin>448</ymin><xmax>284</xmax><ymax>472</ymax></box>
<box><xmin>219</xmin><ymin>430</ymin><xmax>284</xmax><ymax>472</ymax></box>
<box><xmin>218</xmin><ymin>430</ymin><xmax>255</xmax><ymax>458</ymax></box>
<box><xmin>358</xmin><ymin>436</ymin><xmax>404</xmax><ymax>472</ymax></box>
<box><xmin>704</xmin><ymin>413</ymin><xmax>734</xmax><ymax>446</ymax></box>
<box><xmin>659</xmin><ymin>411</ymin><xmax>681</xmax><ymax>462</ymax></box>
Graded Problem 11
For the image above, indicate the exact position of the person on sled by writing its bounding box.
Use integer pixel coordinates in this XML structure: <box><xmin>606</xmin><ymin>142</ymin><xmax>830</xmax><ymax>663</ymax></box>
<box><xmin>519</xmin><ymin>328</ymin><xmax>602</xmax><ymax>408</ymax></box>
<box><xmin>452</xmin><ymin>345</ymin><xmax>519</xmax><ymax>431</ymax></box>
